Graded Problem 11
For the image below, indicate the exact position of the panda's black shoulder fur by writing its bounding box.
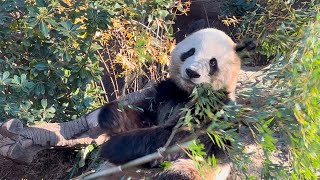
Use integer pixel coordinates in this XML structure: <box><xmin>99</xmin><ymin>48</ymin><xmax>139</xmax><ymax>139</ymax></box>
<box><xmin>155</xmin><ymin>78</ymin><xmax>191</xmax><ymax>104</ymax></box>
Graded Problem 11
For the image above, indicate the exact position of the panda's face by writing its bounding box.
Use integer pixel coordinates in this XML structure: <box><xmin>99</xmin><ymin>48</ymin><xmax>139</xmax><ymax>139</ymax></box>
<box><xmin>169</xmin><ymin>28</ymin><xmax>241</xmax><ymax>101</ymax></box>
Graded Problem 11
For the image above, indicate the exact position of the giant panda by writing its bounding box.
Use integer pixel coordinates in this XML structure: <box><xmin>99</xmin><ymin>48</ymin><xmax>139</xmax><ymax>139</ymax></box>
<box><xmin>98</xmin><ymin>28</ymin><xmax>255</xmax><ymax>179</ymax></box>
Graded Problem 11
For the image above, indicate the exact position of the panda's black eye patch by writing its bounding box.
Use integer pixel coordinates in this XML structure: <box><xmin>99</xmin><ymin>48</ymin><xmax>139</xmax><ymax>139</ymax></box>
<box><xmin>180</xmin><ymin>48</ymin><xmax>195</xmax><ymax>62</ymax></box>
<box><xmin>209</xmin><ymin>58</ymin><xmax>217</xmax><ymax>66</ymax></box>
<box><xmin>209</xmin><ymin>58</ymin><xmax>218</xmax><ymax>75</ymax></box>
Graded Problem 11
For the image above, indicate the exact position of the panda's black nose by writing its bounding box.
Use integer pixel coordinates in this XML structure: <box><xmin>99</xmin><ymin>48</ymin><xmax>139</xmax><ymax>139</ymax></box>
<box><xmin>186</xmin><ymin>68</ymin><xmax>200</xmax><ymax>78</ymax></box>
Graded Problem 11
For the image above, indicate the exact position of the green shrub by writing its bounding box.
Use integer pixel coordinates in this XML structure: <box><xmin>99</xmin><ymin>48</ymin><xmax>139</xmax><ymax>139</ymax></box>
<box><xmin>268</xmin><ymin>14</ymin><xmax>320</xmax><ymax>179</ymax></box>
<box><xmin>0</xmin><ymin>0</ymin><xmax>182</xmax><ymax>124</ymax></box>
<box><xmin>232</xmin><ymin>0</ymin><xmax>320</xmax><ymax>178</ymax></box>
<box><xmin>0</xmin><ymin>0</ymin><xmax>108</xmax><ymax>123</ymax></box>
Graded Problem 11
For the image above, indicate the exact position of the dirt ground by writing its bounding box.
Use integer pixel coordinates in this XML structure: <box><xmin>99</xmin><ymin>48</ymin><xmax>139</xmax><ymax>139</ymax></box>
<box><xmin>0</xmin><ymin>149</ymin><xmax>161</xmax><ymax>180</ymax></box>
<box><xmin>0</xmin><ymin>150</ymin><xmax>75</xmax><ymax>180</ymax></box>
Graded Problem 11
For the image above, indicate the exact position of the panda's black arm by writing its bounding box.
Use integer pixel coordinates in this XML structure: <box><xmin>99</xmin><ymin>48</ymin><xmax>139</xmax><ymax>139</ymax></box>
<box><xmin>98</xmin><ymin>79</ymin><xmax>190</xmax><ymax>135</ymax></box>
<box><xmin>100</xmin><ymin>125</ymin><xmax>175</xmax><ymax>164</ymax></box>
<box><xmin>97</xmin><ymin>80</ymin><xmax>159</xmax><ymax>135</ymax></box>
<box><xmin>98</xmin><ymin>100</ymin><xmax>157</xmax><ymax>135</ymax></box>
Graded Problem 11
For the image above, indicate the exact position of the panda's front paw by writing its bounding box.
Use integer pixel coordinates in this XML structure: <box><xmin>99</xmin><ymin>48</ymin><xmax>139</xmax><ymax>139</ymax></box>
<box><xmin>98</xmin><ymin>102</ymin><xmax>125</xmax><ymax>134</ymax></box>
<box><xmin>100</xmin><ymin>126</ymin><xmax>172</xmax><ymax>164</ymax></box>
<box><xmin>100</xmin><ymin>136</ymin><xmax>128</xmax><ymax>164</ymax></box>
<box><xmin>100</xmin><ymin>132</ymin><xmax>143</xmax><ymax>164</ymax></box>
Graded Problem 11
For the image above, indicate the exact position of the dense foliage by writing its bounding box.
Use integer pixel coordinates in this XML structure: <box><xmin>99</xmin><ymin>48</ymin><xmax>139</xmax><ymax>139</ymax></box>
<box><xmin>257</xmin><ymin>14</ymin><xmax>320</xmax><ymax>179</ymax></box>
<box><xmin>228</xmin><ymin>0</ymin><xmax>320</xmax><ymax>179</ymax></box>
<box><xmin>0</xmin><ymin>0</ymin><xmax>185</xmax><ymax>124</ymax></box>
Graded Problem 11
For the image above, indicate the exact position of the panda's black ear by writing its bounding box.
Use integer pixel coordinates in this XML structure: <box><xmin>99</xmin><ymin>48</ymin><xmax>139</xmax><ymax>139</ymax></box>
<box><xmin>235</xmin><ymin>39</ymin><xmax>257</xmax><ymax>52</ymax></box>
<box><xmin>187</xmin><ymin>19</ymin><xmax>207</xmax><ymax>35</ymax></box>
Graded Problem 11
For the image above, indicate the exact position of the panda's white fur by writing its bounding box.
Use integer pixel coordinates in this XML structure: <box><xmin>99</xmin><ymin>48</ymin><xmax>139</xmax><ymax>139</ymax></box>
<box><xmin>170</xmin><ymin>28</ymin><xmax>241</xmax><ymax>101</ymax></box>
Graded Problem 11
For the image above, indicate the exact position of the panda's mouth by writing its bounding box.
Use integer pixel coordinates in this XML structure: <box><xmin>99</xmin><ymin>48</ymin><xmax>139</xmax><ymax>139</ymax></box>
<box><xmin>181</xmin><ymin>77</ymin><xmax>197</xmax><ymax>86</ymax></box>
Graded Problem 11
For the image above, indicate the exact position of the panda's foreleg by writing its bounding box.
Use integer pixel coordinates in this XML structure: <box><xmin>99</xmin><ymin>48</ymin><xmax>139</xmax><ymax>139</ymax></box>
<box><xmin>98</xmin><ymin>101</ymin><xmax>155</xmax><ymax>135</ymax></box>
<box><xmin>100</xmin><ymin>124</ymin><xmax>231</xmax><ymax>180</ymax></box>
<box><xmin>100</xmin><ymin>125</ymin><xmax>178</xmax><ymax>164</ymax></box>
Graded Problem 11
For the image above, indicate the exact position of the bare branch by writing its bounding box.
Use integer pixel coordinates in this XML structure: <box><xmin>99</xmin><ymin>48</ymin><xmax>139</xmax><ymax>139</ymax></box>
<box><xmin>82</xmin><ymin>141</ymin><xmax>193</xmax><ymax>180</ymax></box>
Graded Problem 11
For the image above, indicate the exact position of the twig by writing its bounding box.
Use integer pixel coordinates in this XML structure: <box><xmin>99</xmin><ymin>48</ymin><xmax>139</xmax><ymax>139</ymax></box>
<box><xmin>97</xmin><ymin>80</ymin><xmax>109</xmax><ymax>103</ymax></box>
<box><xmin>163</xmin><ymin>121</ymin><xmax>183</xmax><ymax>149</ymax></box>
<box><xmin>121</xmin><ymin>73</ymin><xmax>136</xmax><ymax>97</ymax></box>
<box><xmin>106</xmin><ymin>46</ymin><xmax>120</xmax><ymax>98</ymax></box>
<box><xmin>130</xmin><ymin>19</ymin><xmax>163</xmax><ymax>40</ymax></box>
<box><xmin>202</xmin><ymin>1</ymin><xmax>210</xmax><ymax>28</ymax></box>
<box><xmin>97</xmin><ymin>50</ymin><xmax>119</xmax><ymax>99</ymax></box>
<box><xmin>82</xmin><ymin>141</ymin><xmax>193</xmax><ymax>180</ymax></box>
<box><xmin>163</xmin><ymin>100</ymin><xmax>195</xmax><ymax>149</ymax></box>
